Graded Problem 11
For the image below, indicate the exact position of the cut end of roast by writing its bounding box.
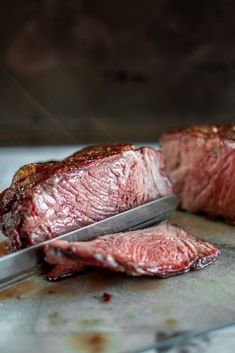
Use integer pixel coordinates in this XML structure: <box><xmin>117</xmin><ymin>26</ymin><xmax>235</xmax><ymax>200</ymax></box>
<box><xmin>0</xmin><ymin>143</ymin><xmax>172</xmax><ymax>251</ymax></box>
<box><xmin>160</xmin><ymin>125</ymin><xmax>235</xmax><ymax>224</ymax></box>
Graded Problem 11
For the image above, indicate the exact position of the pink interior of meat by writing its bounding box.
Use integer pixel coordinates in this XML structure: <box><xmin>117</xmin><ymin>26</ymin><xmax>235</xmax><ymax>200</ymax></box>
<box><xmin>45</xmin><ymin>222</ymin><xmax>220</xmax><ymax>280</ymax></box>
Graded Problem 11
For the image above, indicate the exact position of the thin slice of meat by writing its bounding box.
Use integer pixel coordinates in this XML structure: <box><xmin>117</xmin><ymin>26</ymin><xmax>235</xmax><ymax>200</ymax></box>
<box><xmin>0</xmin><ymin>143</ymin><xmax>172</xmax><ymax>252</ymax></box>
<box><xmin>160</xmin><ymin>125</ymin><xmax>235</xmax><ymax>224</ymax></box>
<box><xmin>45</xmin><ymin>222</ymin><xmax>220</xmax><ymax>280</ymax></box>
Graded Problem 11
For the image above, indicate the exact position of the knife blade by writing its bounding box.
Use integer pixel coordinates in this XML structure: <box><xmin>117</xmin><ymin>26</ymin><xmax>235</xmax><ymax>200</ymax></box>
<box><xmin>0</xmin><ymin>195</ymin><xmax>178</xmax><ymax>289</ymax></box>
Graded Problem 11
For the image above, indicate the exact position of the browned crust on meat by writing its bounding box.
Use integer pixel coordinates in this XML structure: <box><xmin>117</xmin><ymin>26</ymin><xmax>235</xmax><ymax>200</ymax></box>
<box><xmin>66</xmin><ymin>143</ymin><xmax>135</xmax><ymax>162</ymax></box>
<box><xmin>160</xmin><ymin>125</ymin><xmax>235</xmax><ymax>142</ymax></box>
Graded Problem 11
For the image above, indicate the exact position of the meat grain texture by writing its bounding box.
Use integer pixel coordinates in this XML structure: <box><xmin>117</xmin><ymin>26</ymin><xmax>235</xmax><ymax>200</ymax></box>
<box><xmin>160</xmin><ymin>125</ymin><xmax>235</xmax><ymax>224</ymax></box>
<box><xmin>0</xmin><ymin>144</ymin><xmax>172</xmax><ymax>251</ymax></box>
<box><xmin>45</xmin><ymin>222</ymin><xmax>220</xmax><ymax>280</ymax></box>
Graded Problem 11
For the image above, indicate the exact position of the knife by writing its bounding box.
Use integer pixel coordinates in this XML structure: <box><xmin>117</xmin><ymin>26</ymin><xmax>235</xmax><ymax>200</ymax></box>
<box><xmin>0</xmin><ymin>195</ymin><xmax>178</xmax><ymax>290</ymax></box>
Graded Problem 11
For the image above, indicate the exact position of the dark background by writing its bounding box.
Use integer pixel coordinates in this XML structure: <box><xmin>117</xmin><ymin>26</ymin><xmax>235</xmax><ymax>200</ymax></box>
<box><xmin>0</xmin><ymin>0</ymin><xmax>235</xmax><ymax>145</ymax></box>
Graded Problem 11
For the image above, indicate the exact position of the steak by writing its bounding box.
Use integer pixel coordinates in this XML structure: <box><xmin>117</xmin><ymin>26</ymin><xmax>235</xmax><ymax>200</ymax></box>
<box><xmin>0</xmin><ymin>144</ymin><xmax>172</xmax><ymax>251</ymax></box>
<box><xmin>160</xmin><ymin>125</ymin><xmax>235</xmax><ymax>224</ymax></box>
<box><xmin>45</xmin><ymin>222</ymin><xmax>219</xmax><ymax>280</ymax></box>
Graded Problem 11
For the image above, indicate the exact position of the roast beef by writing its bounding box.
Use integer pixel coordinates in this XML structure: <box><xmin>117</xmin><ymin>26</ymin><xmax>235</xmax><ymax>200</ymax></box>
<box><xmin>0</xmin><ymin>144</ymin><xmax>172</xmax><ymax>251</ymax></box>
<box><xmin>160</xmin><ymin>125</ymin><xmax>235</xmax><ymax>224</ymax></box>
<box><xmin>45</xmin><ymin>222</ymin><xmax>219</xmax><ymax>280</ymax></box>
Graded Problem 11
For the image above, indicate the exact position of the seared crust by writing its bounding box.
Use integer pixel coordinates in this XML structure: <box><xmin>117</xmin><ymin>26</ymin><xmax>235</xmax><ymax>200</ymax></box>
<box><xmin>161</xmin><ymin>125</ymin><xmax>235</xmax><ymax>142</ymax></box>
<box><xmin>66</xmin><ymin>143</ymin><xmax>135</xmax><ymax>162</ymax></box>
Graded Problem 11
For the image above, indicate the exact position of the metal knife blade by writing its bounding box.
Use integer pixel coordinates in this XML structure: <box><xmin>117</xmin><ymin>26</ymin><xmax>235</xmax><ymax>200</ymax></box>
<box><xmin>0</xmin><ymin>195</ymin><xmax>178</xmax><ymax>289</ymax></box>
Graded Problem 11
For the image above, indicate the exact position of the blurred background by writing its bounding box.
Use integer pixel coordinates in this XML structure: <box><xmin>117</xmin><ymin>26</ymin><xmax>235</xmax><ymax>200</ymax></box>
<box><xmin>0</xmin><ymin>0</ymin><xmax>235</xmax><ymax>145</ymax></box>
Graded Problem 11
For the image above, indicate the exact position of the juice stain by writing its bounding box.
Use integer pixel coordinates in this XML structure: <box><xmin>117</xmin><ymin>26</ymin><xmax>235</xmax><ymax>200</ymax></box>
<box><xmin>65</xmin><ymin>332</ymin><xmax>117</xmax><ymax>353</ymax></box>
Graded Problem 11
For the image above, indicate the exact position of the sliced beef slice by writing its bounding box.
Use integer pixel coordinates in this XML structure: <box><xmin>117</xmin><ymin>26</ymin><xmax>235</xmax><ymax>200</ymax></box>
<box><xmin>0</xmin><ymin>144</ymin><xmax>172</xmax><ymax>251</ymax></box>
<box><xmin>160</xmin><ymin>125</ymin><xmax>235</xmax><ymax>224</ymax></box>
<box><xmin>45</xmin><ymin>222</ymin><xmax>220</xmax><ymax>280</ymax></box>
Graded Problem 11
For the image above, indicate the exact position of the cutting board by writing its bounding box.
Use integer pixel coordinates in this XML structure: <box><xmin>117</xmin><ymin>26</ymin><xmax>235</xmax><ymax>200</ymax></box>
<box><xmin>0</xmin><ymin>147</ymin><xmax>235</xmax><ymax>353</ymax></box>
